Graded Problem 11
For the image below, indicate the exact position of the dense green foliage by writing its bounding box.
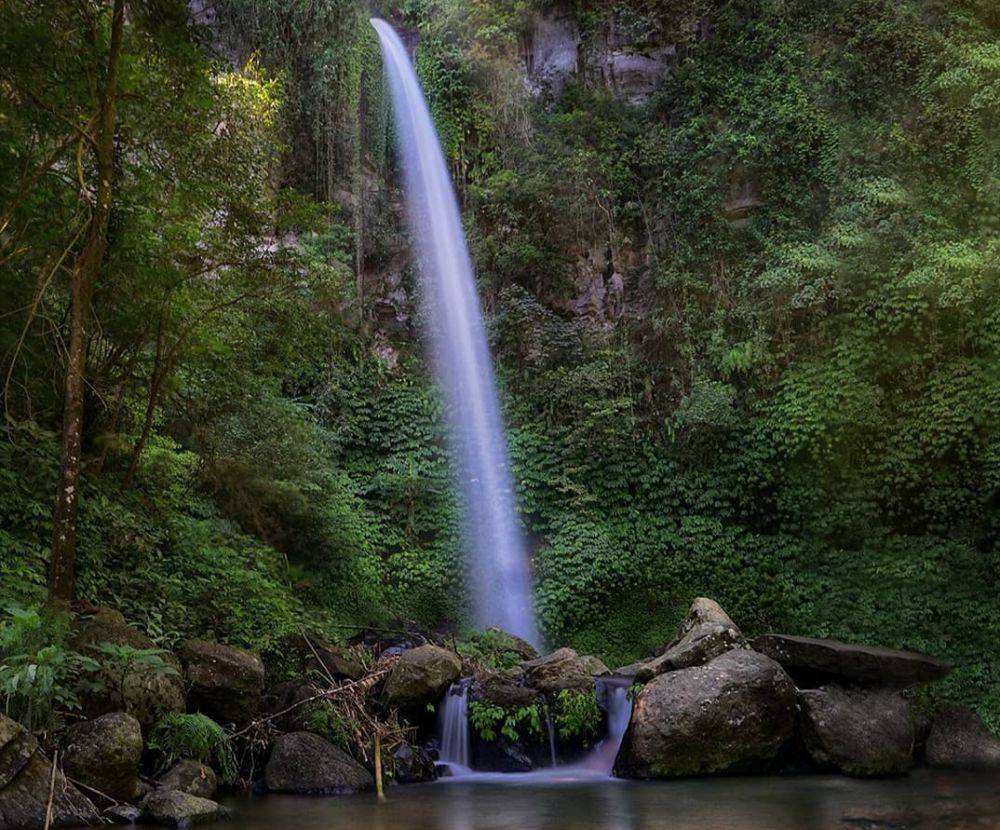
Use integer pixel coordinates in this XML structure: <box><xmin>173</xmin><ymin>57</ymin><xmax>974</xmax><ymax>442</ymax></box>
<box><xmin>1</xmin><ymin>0</ymin><xmax>997</xmax><ymax>728</ymax></box>
<box><xmin>149</xmin><ymin>712</ymin><xmax>238</xmax><ymax>782</ymax></box>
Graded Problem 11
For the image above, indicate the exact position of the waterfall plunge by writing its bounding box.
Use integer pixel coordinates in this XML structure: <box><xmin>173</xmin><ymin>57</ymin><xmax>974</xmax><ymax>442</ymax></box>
<box><xmin>372</xmin><ymin>19</ymin><xmax>539</xmax><ymax>647</ymax></box>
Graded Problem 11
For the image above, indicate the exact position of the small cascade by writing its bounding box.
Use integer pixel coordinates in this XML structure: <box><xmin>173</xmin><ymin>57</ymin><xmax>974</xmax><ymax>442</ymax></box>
<box><xmin>577</xmin><ymin>677</ymin><xmax>633</xmax><ymax>776</ymax></box>
<box><xmin>543</xmin><ymin>703</ymin><xmax>557</xmax><ymax>767</ymax></box>
<box><xmin>437</xmin><ymin>680</ymin><xmax>472</xmax><ymax>777</ymax></box>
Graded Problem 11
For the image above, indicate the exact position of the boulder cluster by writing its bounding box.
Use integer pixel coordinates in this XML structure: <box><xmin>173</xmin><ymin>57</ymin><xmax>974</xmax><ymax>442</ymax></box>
<box><xmin>0</xmin><ymin>600</ymin><xmax>996</xmax><ymax>829</ymax></box>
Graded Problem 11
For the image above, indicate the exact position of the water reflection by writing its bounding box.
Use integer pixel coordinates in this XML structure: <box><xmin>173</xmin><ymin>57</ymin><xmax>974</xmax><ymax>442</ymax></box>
<box><xmin>213</xmin><ymin>771</ymin><xmax>1000</xmax><ymax>830</ymax></box>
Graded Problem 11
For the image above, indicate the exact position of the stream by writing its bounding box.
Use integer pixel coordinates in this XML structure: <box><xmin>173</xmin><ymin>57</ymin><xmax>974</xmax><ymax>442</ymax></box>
<box><xmin>206</xmin><ymin>770</ymin><xmax>1000</xmax><ymax>830</ymax></box>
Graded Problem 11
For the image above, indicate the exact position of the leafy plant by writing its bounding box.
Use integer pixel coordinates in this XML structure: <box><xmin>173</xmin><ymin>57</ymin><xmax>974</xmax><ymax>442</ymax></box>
<box><xmin>553</xmin><ymin>690</ymin><xmax>602</xmax><ymax>742</ymax></box>
<box><xmin>149</xmin><ymin>713</ymin><xmax>238</xmax><ymax>783</ymax></box>
<box><xmin>467</xmin><ymin>701</ymin><xmax>543</xmax><ymax>743</ymax></box>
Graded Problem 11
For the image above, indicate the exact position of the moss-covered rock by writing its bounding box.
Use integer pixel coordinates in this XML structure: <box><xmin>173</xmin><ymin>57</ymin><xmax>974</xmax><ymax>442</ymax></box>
<box><xmin>182</xmin><ymin>640</ymin><xmax>265</xmax><ymax>726</ymax></box>
<box><xmin>264</xmin><ymin>732</ymin><xmax>373</xmax><ymax>794</ymax></box>
<box><xmin>384</xmin><ymin>645</ymin><xmax>461</xmax><ymax>707</ymax></box>
<box><xmin>61</xmin><ymin>711</ymin><xmax>144</xmax><ymax>801</ymax></box>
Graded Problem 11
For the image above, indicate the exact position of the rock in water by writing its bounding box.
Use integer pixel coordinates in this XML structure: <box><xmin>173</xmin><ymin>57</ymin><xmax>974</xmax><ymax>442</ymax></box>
<box><xmin>142</xmin><ymin>789</ymin><xmax>229</xmax><ymax>827</ymax></box>
<box><xmin>752</xmin><ymin>634</ymin><xmax>952</xmax><ymax>687</ymax></box>
<box><xmin>182</xmin><ymin>639</ymin><xmax>265</xmax><ymax>725</ymax></box>
<box><xmin>384</xmin><ymin>645</ymin><xmax>461</xmax><ymax>707</ymax></box>
<box><xmin>265</xmin><ymin>732</ymin><xmax>374</xmax><ymax>794</ymax></box>
<box><xmin>157</xmin><ymin>760</ymin><xmax>218</xmax><ymax>799</ymax></box>
<box><xmin>0</xmin><ymin>714</ymin><xmax>99</xmax><ymax>829</ymax></box>
<box><xmin>925</xmin><ymin>705</ymin><xmax>1000</xmax><ymax>769</ymax></box>
<box><xmin>615</xmin><ymin>650</ymin><xmax>796</xmax><ymax>778</ymax></box>
<box><xmin>617</xmin><ymin>597</ymin><xmax>746</xmax><ymax>681</ymax></box>
<box><xmin>798</xmin><ymin>686</ymin><xmax>914</xmax><ymax>776</ymax></box>
<box><xmin>392</xmin><ymin>742</ymin><xmax>438</xmax><ymax>784</ymax></box>
<box><xmin>71</xmin><ymin>608</ymin><xmax>185</xmax><ymax>727</ymax></box>
<box><xmin>520</xmin><ymin>648</ymin><xmax>608</xmax><ymax>693</ymax></box>
<box><xmin>61</xmin><ymin>711</ymin><xmax>144</xmax><ymax>801</ymax></box>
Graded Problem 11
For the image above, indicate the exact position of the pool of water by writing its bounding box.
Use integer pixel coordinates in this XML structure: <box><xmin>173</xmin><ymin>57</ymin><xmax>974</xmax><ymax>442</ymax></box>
<box><xmin>214</xmin><ymin>770</ymin><xmax>1000</xmax><ymax>830</ymax></box>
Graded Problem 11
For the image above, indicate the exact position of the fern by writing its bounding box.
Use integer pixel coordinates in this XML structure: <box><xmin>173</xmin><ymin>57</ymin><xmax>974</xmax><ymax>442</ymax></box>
<box><xmin>149</xmin><ymin>713</ymin><xmax>238</xmax><ymax>783</ymax></box>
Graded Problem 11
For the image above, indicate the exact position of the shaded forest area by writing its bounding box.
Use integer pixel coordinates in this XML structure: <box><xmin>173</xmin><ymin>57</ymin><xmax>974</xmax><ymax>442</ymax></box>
<box><xmin>1</xmin><ymin>0</ymin><xmax>998</xmax><ymax>724</ymax></box>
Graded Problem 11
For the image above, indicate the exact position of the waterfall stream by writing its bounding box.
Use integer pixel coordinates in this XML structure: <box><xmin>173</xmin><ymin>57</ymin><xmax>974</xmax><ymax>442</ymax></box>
<box><xmin>371</xmin><ymin>18</ymin><xmax>540</xmax><ymax>647</ymax></box>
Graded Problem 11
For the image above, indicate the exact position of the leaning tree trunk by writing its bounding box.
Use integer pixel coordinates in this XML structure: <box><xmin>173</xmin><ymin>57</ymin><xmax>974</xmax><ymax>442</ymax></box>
<box><xmin>49</xmin><ymin>0</ymin><xmax>126</xmax><ymax>606</ymax></box>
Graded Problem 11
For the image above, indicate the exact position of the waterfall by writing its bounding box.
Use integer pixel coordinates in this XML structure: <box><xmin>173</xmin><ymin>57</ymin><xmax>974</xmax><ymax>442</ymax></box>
<box><xmin>371</xmin><ymin>18</ymin><xmax>539</xmax><ymax>647</ymax></box>
<box><xmin>437</xmin><ymin>681</ymin><xmax>472</xmax><ymax>777</ymax></box>
<box><xmin>577</xmin><ymin>677</ymin><xmax>633</xmax><ymax>776</ymax></box>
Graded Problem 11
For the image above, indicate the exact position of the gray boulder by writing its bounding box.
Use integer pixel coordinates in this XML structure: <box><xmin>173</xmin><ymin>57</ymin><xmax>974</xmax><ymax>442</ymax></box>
<box><xmin>71</xmin><ymin>608</ymin><xmax>185</xmax><ymax>727</ymax></box>
<box><xmin>926</xmin><ymin>705</ymin><xmax>1000</xmax><ymax>770</ymax></box>
<box><xmin>615</xmin><ymin>650</ymin><xmax>797</xmax><ymax>778</ymax></box>
<box><xmin>61</xmin><ymin>711</ymin><xmax>143</xmax><ymax>801</ymax></box>
<box><xmin>0</xmin><ymin>714</ymin><xmax>99</xmax><ymax>829</ymax></box>
<box><xmin>142</xmin><ymin>789</ymin><xmax>228</xmax><ymax>827</ymax></box>
<box><xmin>104</xmin><ymin>803</ymin><xmax>142</xmax><ymax>823</ymax></box>
<box><xmin>157</xmin><ymin>760</ymin><xmax>217</xmax><ymax>799</ymax></box>
<box><xmin>520</xmin><ymin>648</ymin><xmax>607</xmax><ymax>693</ymax></box>
<box><xmin>182</xmin><ymin>640</ymin><xmax>265</xmax><ymax>725</ymax></box>
<box><xmin>618</xmin><ymin>597</ymin><xmax>746</xmax><ymax>681</ymax></box>
<box><xmin>264</xmin><ymin>732</ymin><xmax>373</xmax><ymax>794</ymax></box>
<box><xmin>752</xmin><ymin>634</ymin><xmax>952</xmax><ymax>687</ymax></box>
<box><xmin>798</xmin><ymin>686</ymin><xmax>914</xmax><ymax>777</ymax></box>
<box><xmin>472</xmin><ymin>671</ymin><xmax>540</xmax><ymax>709</ymax></box>
<box><xmin>384</xmin><ymin>645</ymin><xmax>461</xmax><ymax>707</ymax></box>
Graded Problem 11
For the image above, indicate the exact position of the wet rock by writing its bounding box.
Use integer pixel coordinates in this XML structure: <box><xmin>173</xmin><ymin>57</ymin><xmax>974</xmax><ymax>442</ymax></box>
<box><xmin>61</xmin><ymin>711</ymin><xmax>143</xmax><ymax>801</ymax></box>
<box><xmin>925</xmin><ymin>705</ymin><xmax>1000</xmax><ymax>770</ymax></box>
<box><xmin>182</xmin><ymin>640</ymin><xmax>265</xmax><ymax>725</ymax></box>
<box><xmin>0</xmin><ymin>714</ymin><xmax>99</xmax><ymax>829</ymax></box>
<box><xmin>104</xmin><ymin>803</ymin><xmax>141</xmax><ymax>823</ymax></box>
<box><xmin>265</xmin><ymin>732</ymin><xmax>374</xmax><ymax>795</ymax></box>
<box><xmin>618</xmin><ymin>597</ymin><xmax>746</xmax><ymax>681</ymax></box>
<box><xmin>798</xmin><ymin>686</ymin><xmax>914</xmax><ymax>777</ymax></box>
<box><xmin>472</xmin><ymin>671</ymin><xmax>541</xmax><ymax>710</ymax></box>
<box><xmin>484</xmin><ymin>627</ymin><xmax>540</xmax><ymax>661</ymax></box>
<box><xmin>142</xmin><ymin>789</ymin><xmax>229</xmax><ymax>827</ymax></box>
<box><xmin>259</xmin><ymin>680</ymin><xmax>324</xmax><ymax>732</ymax></box>
<box><xmin>752</xmin><ymin>634</ymin><xmax>952</xmax><ymax>688</ymax></box>
<box><xmin>615</xmin><ymin>650</ymin><xmax>797</xmax><ymax>778</ymax></box>
<box><xmin>392</xmin><ymin>743</ymin><xmax>437</xmax><ymax>784</ymax></box>
<box><xmin>384</xmin><ymin>645</ymin><xmax>461</xmax><ymax>708</ymax></box>
<box><xmin>520</xmin><ymin>648</ymin><xmax>604</xmax><ymax>693</ymax></box>
<box><xmin>157</xmin><ymin>760</ymin><xmax>217</xmax><ymax>799</ymax></box>
<box><xmin>71</xmin><ymin>608</ymin><xmax>185</xmax><ymax>727</ymax></box>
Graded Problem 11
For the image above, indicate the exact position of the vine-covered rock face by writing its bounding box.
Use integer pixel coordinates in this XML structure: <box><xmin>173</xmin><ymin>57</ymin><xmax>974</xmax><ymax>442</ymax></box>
<box><xmin>61</xmin><ymin>711</ymin><xmax>144</xmax><ymax>801</ymax></box>
<box><xmin>182</xmin><ymin>639</ymin><xmax>265</xmax><ymax>726</ymax></box>
<box><xmin>71</xmin><ymin>608</ymin><xmax>185</xmax><ymax>727</ymax></box>
<box><xmin>0</xmin><ymin>714</ymin><xmax>99</xmax><ymax>828</ymax></box>
<box><xmin>925</xmin><ymin>705</ymin><xmax>1000</xmax><ymax>770</ymax></box>
<box><xmin>618</xmin><ymin>597</ymin><xmax>746</xmax><ymax>680</ymax></box>
<box><xmin>384</xmin><ymin>644</ymin><xmax>461</xmax><ymax>708</ymax></box>
<box><xmin>264</xmin><ymin>732</ymin><xmax>374</xmax><ymax>795</ymax></box>
<box><xmin>797</xmin><ymin>687</ymin><xmax>914</xmax><ymax>777</ymax></box>
<box><xmin>615</xmin><ymin>650</ymin><xmax>797</xmax><ymax>778</ymax></box>
<box><xmin>520</xmin><ymin>648</ymin><xmax>609</xmax><ymax>693</ymax></box>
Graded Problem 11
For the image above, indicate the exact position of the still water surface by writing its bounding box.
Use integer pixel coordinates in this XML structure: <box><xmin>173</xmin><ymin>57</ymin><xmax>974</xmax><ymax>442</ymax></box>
<box><xmin>215</xmin><ymin>771</ymin><xmax>1000</xmax><ymax>830</ymax></box>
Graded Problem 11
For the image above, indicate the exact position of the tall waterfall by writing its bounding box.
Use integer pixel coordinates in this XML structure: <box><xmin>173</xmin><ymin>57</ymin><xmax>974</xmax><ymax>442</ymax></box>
<box><xmin>372</xmin><ymin>19</ymin><xmax>539</xmax><ymax>646</ymax></box>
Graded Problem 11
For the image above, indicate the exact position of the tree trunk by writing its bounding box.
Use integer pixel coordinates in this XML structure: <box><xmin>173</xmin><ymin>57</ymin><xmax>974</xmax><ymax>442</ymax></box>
<box><xmin>122</xmin><ymin>323</ymin><xmax>167</xmax><ymax>490</ymax></box>
<box><xmin>49</xmin><ymin>0</ymin><xmax>126</xmax><ymax>607</ymax></box>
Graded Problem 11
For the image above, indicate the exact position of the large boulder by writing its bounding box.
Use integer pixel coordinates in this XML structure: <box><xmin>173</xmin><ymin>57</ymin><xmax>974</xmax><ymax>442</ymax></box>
<box><xmin>71</xmin><ymin>608</ymin><xmax>185</xmax><ymax>727</ymax></box>
<box><xmin>615</xmin><ymin>650</ymin><xmax>797</xmax><ymax>778</ymax></box>
<box><xmin>182</xmin><ymin>639</ymin><xmax>265</xmax><ymax>725</ymax></box>
<box><xmin>752</xmin><ymin>634</ymin><xmax>952</xmax><ymax>687</ymax></box>
<box><xmin>798</xmin><ymin>686</ymin><xmax>914</xmax><ymax>777</ymax></box>
<box><xmin>61</xmin><ymin>711</ymin><xmax>143</xmax><ymax>801</ymax></box>
<box><xmin>142</xmin><ymin>789</ymin><xmax>228</xmax><ymax>827</ymax></box>
<box><xmin>156</xmin><ymin>760</ymin><xmax>218</xmax><ymax>799</ymax></box>
<box><xmin>264</xmin><ymin>732</ymin><xmax>374</xmax><ymax>794</ymax></box>
<box><xmin>0</xmin><ymin>714</ymin><xmax>99</xmax><ymax>829</ymax></box>
<box><xmin>618</xmin><ymin>597</ymin><xmax>745</xmax><ymax>681</ymax></box>
<box><xmin>259</xmin><ymin>680</ymin><xmax>324</xmax><ymax>732</ymax></box>
<box><xmin>925</xmin><ymin>705</ymin><xmax>1000</xmax><ymax>770</ymax></box>
<box><xmin>520</xmin><ymin>648</ymin><xmax>606</xmax><ymax>693</ymax></box>
<box><xmin>384</xmin><ymin>645</ymin><xmax>461</xmax><ymax>708</ymax></box>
